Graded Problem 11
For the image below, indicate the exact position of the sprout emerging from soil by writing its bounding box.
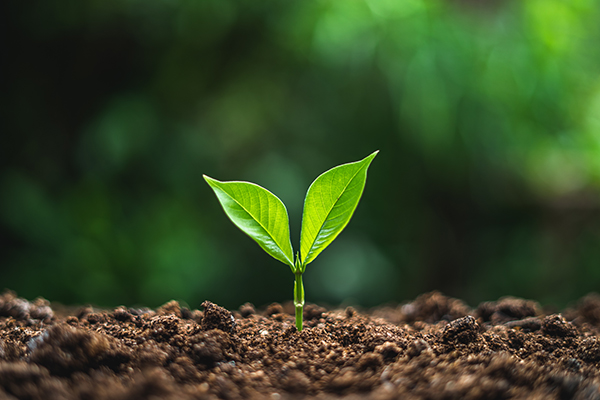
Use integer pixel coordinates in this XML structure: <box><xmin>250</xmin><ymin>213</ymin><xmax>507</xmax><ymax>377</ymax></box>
<box><xmin>204</xmin><ymin>151</ymin><xmax>378</xmax><ymax>331</ymax></box>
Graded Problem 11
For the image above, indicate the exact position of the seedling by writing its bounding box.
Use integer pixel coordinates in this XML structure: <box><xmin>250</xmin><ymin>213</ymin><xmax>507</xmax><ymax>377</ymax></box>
<box><xmin>203</xmin><ymin>151</ymin><xmax>378</xmax><ymax>331</ymax></box>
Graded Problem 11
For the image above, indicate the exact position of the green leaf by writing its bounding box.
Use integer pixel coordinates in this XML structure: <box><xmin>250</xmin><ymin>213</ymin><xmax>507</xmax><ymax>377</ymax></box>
<box><xmin>300</xmin><ymin>151</ymin><xmax>378</xmax><ymax>267</ymax></box>
<box><xmin>204</xmin><ymin>175</ymin><xmax>294</xmax><ymax>268</ymax></box>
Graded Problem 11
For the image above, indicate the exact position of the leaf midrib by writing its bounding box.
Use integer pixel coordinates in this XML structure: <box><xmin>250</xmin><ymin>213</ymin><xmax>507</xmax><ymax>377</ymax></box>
<box><xmin>303</xmin><ymin>164</ymin><xmax>366</xmax><ymax>263</ymax></box>
<box><xmin>221</xmin><ymin>184</ymin><xmax>293</xmax><ymax>266</ymax></box>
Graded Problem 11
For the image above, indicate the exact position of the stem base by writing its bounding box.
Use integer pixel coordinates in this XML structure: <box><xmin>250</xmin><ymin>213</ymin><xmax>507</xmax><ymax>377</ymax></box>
<box><xmin>294</xmin><ymin>273</ymin><xmax>304</xmax><ymax>331</ymax></box>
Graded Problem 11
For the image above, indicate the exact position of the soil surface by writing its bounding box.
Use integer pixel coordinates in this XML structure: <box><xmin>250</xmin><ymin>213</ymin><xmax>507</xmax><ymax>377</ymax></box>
<box><xmin>2</xmin><ymin>290</ymin><xmax>600</xmax><ymax>400</ymax></box>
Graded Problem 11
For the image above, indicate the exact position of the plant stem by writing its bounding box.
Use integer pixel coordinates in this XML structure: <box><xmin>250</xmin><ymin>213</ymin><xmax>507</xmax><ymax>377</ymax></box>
<box><xmin>294</xmin><ymin>272</ymin><xmax>304</xmax><ymax>331</ymax></box>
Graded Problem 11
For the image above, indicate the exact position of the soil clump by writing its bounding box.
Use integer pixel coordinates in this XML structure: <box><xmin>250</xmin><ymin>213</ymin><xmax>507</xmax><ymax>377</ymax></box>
<box><xmin>2</xmin><ymin>290</ymin><xmax>600</xmax><ymax>399</ymax></box>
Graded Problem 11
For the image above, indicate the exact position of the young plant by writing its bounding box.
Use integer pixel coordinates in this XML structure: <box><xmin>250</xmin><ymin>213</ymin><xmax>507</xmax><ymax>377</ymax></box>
<box><xmin>203</xmin><ymin>151</ymin><xmax>378</xmax><ymax>331</ymax></box>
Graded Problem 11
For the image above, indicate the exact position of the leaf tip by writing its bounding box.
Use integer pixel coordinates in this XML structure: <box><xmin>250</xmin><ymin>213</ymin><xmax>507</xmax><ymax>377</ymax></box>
<box><xmin>362</xmin><ymin>150</ymin><xmax>379</xmax><ymax>166</ymax></box>
<box><xmin>203</xmin><ymin>174</ymin><xmax>216</xmax><ymax>184</ymax></box>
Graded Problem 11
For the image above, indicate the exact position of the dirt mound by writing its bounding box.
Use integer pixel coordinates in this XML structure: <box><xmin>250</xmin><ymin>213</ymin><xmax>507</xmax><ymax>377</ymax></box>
<box><xmin>1</xmin><ymin>290</ymin><xmax>600</xmax><ymax>399</ymax></box>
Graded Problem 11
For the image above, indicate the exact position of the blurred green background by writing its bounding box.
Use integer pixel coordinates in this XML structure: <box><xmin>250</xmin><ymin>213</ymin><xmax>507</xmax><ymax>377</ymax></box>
<box><xmin>2</xmin><ymin>0</ymin><xmax>600</xmax><ymax>311</ymax></box>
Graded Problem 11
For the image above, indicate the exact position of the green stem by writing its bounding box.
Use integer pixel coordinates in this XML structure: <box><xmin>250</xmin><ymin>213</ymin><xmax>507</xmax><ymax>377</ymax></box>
<box><xmin>294</xmin><ymin>272</ymin><xmax>304</xmax><ymax>331</ymax></box>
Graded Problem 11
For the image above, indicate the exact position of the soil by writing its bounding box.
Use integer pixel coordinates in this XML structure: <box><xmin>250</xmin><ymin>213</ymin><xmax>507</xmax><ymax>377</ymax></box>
<box><xmin>2</xmin><ymin>291</ymin><xmax>600</xmax><ymax>400</ymax></box>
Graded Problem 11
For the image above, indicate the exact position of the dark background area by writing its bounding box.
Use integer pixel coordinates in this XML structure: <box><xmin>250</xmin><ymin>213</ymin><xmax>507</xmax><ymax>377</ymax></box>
<box><xmin>2</xmin><ymin>0</ymin><xmax>600</xmax><ymax>311</ymax></box>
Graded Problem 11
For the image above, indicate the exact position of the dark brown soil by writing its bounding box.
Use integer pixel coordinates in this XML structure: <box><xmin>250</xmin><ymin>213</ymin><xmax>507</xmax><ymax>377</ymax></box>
<box><xmin>2</xmin><ymin>290</ymin><xmax>600</xmax><ymax>400</ymax></box>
